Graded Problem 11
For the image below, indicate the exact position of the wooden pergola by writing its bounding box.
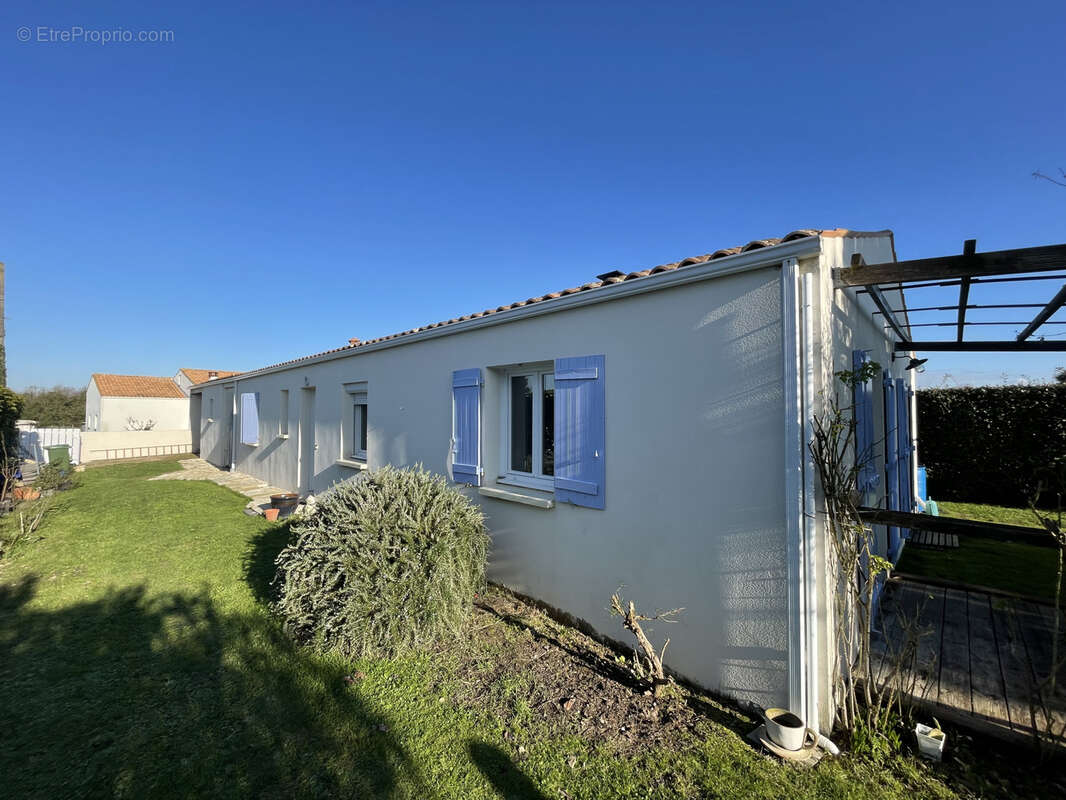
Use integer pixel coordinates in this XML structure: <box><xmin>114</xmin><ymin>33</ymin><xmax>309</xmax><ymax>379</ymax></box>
<box><xmin>834</xmin><ymin>239</ymin><xmax>1066</xmax><ymax>352</ymax></box>
<box><xmin>832</xmin><ymin>236</ymin><xmax>1066</xmax><ymax>577</ymax></box>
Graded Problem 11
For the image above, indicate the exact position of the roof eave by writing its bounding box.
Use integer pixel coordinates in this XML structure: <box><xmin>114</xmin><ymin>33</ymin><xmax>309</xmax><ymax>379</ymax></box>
<box><xmin>189</xmin><ymin>235</ymin><xmax>823</xmax><ymax>389</ymax></box>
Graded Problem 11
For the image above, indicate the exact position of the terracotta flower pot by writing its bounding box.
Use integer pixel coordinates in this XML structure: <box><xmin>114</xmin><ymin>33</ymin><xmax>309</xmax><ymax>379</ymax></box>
<box><xmin>264</xmin><ymin>508</ymin><xmax>280</xmax><ymax>521</ymax></box>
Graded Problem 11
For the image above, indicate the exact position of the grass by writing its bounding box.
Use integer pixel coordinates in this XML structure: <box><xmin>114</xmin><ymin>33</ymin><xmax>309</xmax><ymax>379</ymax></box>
<box><xmin>0</xmin><ymin>459</ymin><xmax>1052</xmax><ymax>798</ymax></box>
<box><xmin>896</xmin><ymin>501</ymin><xmax>1064</xmax><ymax>602</ymax></box>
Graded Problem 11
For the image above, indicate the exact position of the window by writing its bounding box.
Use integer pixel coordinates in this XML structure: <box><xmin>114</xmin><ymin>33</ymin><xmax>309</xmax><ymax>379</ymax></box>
<box><xmin>208</xmin><ymin>397</ymin><xmax>214</xmax><ymax>420</ymax></box>
<box><xmin>352</xmin><ymin>402</ymin><xmax>367</xmax><ymax>459</ymax></box>
<box><xmin>239</xmin><ymin>392</ymin><xmax>260</xmax><ymax>445</ymax></box>
<box><xmin>279</xmin><ymin>389</ymin><xmax>289</xmax><ymax>437</ymax></box>
<box><xmin>502</xmin><ymin>366</ymin><xmax>554</xmax><ymax>489</ymax></box>
<box><xmin>343</xmin><ymin>382</ymin><xmax>368</xmax><ymax>461</ymax></box>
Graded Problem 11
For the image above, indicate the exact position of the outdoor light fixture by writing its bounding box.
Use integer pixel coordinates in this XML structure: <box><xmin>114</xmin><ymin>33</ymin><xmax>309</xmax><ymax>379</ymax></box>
<box><xmin>905</xmin><ymin>357</ymin><xmax>928</xmax><ymax>372</ymax></box>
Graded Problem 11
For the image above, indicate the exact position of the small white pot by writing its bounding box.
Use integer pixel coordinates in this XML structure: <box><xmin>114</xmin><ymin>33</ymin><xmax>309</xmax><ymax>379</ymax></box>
<box><xmin>915</xmin><ymin>723</ymin><xmax>946</xmax><ymax>761</ymax></box>
<box><xmin>763</xmin><ymin>707</ymin><xmax>806</xmax><ymax>751</ymax></box>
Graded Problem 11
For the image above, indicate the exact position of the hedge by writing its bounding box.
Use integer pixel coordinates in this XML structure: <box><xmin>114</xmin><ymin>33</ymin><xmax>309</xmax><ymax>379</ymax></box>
<box><xmin>917</xmin><ymin>384</ymin><xmax>1066</xmax><ymax>507</ymax></box>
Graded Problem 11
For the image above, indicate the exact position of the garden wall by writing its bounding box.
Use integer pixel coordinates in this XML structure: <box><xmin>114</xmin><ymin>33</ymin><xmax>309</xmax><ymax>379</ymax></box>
<box><xmin>917</xmin><ymin>384</ymin><xmax>1066</xmax><ymax>507</ymax></box>
<box><xmin>80</xmin><ymin>430</ymin><xmax>192</xmax><ymax>463</ymax></box>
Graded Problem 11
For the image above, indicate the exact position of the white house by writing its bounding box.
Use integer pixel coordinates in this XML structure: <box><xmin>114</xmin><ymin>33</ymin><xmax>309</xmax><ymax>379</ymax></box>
<box><xmin>190</xmin><ymin>228</ymin><xmax>917</xmax><ymax>734</ymax></box>
<box><xmin>86</xmin><ymin>369</ymin><xmax>241</xmax><ymax>432</ymax></box>
<box><xmin>174</xmin><ymin>368</ymin><xmax>243</xmax><ymax>395</ymax></box>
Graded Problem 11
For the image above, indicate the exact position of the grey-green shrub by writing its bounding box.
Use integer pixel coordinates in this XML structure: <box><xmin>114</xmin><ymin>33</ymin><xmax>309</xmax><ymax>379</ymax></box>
<box><xmin>274</xmin><ymin>465</ymin><xmax>489</xmax><ymax>659</ymax></box>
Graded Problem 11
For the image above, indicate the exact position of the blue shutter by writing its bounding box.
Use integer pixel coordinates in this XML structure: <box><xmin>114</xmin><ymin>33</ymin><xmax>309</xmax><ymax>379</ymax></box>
<box><xmin>896</xmin><ymin>380</ymin><xmax>913</xmax><ymax>540</ymax></box>
<box><xmin>452</xmin><ymin>368</ymin><xmax>482</xmax><ymax>485</ymax></box>
<box><xmin>240</xmin><ymin>392</ymin><xmax>259</xmax><ymax>445</ymax></box>
<box><xmin>883</xmin><ymin>372</ymin><xmax>900</xmax><ymax>556</ymax></box>
<box><xmin>554</xmin><ymin>355</ymin><xmax>605</xmax><ymax>509</ymax></box>
<box><xmin>853</xmin><ymin>350</ymin><xmax>878</xmax><ymax>494</ymax></box>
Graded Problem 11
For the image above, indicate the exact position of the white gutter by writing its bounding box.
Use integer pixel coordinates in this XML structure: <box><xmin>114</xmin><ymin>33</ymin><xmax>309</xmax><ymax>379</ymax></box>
<box><xmin>781</xmin><ymin>257</ymin><xmax>807</xmax><ymax>726</ymax></box>
<box><xmin>782</xmin><ymin>259</ymin><xmax>822</xmax><ymax>734</ymax></box>
<box><xmin>801</xmin><ymin>271</ymin><xmax>820</xmax><ymax>734</ymax></box>
<box><xmin>190</xmin><ymin>236</ymin><xmax>822</xmax><ymax>389</ymax></box>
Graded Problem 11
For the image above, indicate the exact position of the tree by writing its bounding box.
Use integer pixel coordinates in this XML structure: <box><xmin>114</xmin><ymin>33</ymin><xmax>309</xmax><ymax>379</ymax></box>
<box><xmin>1056</xmin><ymin>368</ymin><xmax>1066</xmax><ymax>384</ymax></box>
<box><xmin>18</xmin><ymin>386</ymin><xmax>86</xmax><ymax>427</ymax></box>
<box><xmin>1033</xmin><ymin>168</ymin><xmax>1066</xmax><ymax>188</ymax></box>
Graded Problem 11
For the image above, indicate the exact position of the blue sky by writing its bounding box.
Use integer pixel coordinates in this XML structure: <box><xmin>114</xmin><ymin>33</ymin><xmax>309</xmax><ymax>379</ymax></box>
<box><xmin>2</xmin><ymin>0</ymin><xmax>1064</xmax><ymax>390</ymax></box>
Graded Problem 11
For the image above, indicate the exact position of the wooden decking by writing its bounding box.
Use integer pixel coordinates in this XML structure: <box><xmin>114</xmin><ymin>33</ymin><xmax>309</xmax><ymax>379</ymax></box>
<box><xmin>873</xmin><ymin>579</ymin><xmax>1065</xmax><ymax>746</ymax></box>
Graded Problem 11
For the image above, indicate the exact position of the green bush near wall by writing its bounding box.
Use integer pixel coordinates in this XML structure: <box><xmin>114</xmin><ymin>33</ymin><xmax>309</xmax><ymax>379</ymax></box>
<box><xmin>917</xmin><ymin>384</ymin><xmax>1066</xmax><ymax>507</ymax></box>
<box><xmin>0</xmin><ymin>387</ymin><xmax>23</xmax><ymax>458</ymax></box>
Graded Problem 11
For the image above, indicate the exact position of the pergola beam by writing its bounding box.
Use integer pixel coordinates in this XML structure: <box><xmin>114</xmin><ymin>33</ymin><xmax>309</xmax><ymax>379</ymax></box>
<box><xmin>956</xmin><ymin>240</ymin><xmax>975</xmax><ymax>341</ymax></box>
<box><xmin>834</xmin><ymin>243</ymin><xmax>1066</xmax><ymax>287</ymax></box>
<box><xmin>1017</xmin><ymin>282</ymin><xmax>1066</xmax><ymax>341</ymax></box>
<box><xmin>858</xmin><ymin>507</ymin><xmax>1057</xmax><ymax>548</ymax></box>
<box><xmin>866</xmin><ymin>282</ymin><xmax>910</xmax><ymax>342</ymax></box>
<box><xmin>894</xmin><ymin>340</ymin><xmax>1066</xmax><ymax>352</ymax></box>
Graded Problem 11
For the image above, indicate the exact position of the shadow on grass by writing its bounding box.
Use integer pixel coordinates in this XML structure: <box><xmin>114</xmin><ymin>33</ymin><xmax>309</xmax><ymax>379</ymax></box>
<box><xmin>467</xmin><ymin>741</ymin><xmax>548</xmax><ymax>800</ymax></box>
<box><xmin>242</xmin><ymin>520</ymin><xmax>295</xmax><ymax>604</ymax></box>
<box><xmin>0</xmin><ymin>573</ymin><xmax>434</xmax><ymax>799</ymax></box>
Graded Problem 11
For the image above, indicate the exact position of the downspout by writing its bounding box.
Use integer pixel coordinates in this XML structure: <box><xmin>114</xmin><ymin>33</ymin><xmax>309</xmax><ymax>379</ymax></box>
<box><xmin>231</xmin><ymin>379</ymin><xmax>238</xmax><ymax>472</ymax></box>
<box><xmin>801</xmin><ymin>271</ymin><xmax>820</xmax><ymax>735</ymax></box>
<box><xmin>781</xmin><ymin>258</ymin><xmax>808</xmax><ymax>727</ymax></box>
<box><xmin>782</xmin><ymin>258</ymin><xmax>823</xmax><ymax>736</ymax></box>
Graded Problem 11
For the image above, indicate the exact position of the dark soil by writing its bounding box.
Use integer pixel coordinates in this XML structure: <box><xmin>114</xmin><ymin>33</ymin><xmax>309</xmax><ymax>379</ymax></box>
<box><xmin>432</xmin><ymin>585</ymin><xmax>756</xmax><ymax>756</ymax></box>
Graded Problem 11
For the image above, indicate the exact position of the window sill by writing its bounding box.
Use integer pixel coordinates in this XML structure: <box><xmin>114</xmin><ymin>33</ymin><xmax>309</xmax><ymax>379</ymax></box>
<box><xmin>497</xmin><ymin>473</ymin><xmax>555</xmax><ymax>493</ymax></box>
<box><xmin>478</xmin><ymin>485</ymin><xmax>555</xmax><ymax>509</ymax></box>
<box><xmin>277</xmin><ymin>434</ymin><xmax>289</xmax><ymax>440</ymax></box>
<box><xmin>335</xmin><ymin>458</ymin><xmax>368</xmax><ymax>471</ymax></box>
<box><xmin>241</xmin><ymin>442</ymin><xmax>259</xmax><ymax>448</ymax></box>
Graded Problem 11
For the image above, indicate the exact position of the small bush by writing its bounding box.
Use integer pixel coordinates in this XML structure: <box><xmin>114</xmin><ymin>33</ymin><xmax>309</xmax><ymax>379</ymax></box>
<box><xmin>34</xmin><ymin>462</ymin><xmax>78</xmax><ymax>492</ymax></box>
<box><xmin>274</xmin><ymin>465</ymin><xmax>489</xmax><ymax>659</ymax></box>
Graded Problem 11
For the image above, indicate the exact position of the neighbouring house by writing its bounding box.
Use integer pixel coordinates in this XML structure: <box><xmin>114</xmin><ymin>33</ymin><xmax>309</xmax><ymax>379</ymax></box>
<box><xmin>173</xmin><ymin>368</ymin><xmax>243</xmax><ymax>395</ymax></box>
<box><xmin>190</xmin><ymin>228</ymin><xmax>917</xmax><ymax>734</ymax></box>
<box><xmin>86</xmin><ymin>369</ymin><xmax>241</xmax><ymax>432</ymax></box>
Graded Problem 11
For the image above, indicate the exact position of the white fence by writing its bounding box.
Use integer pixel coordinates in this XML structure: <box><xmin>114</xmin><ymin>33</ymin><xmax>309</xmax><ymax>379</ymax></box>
<box><xmin>17</xmin><ymin>425</ymin><xmax>82</xmax><ymax>464</ymax></box>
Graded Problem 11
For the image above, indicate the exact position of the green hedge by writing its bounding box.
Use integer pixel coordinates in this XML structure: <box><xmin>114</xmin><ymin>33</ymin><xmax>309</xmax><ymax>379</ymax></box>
<box><xmin>917</xmin><ymin>384</ymin><xmax>1066</xmax><ymax>507</ymax></box>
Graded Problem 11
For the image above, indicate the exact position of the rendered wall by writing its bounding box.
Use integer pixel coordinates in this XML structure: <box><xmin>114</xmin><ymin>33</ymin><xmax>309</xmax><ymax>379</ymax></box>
<box><xmin>81</xmin><ymin>429</ymin><xmax>193</xmax><ymax>462</ymax></box>
<box><xmin>195</xmin><ymin>265</ymin><xmax>792</xmax><ymax>708</ymax></box>
<box><xmin>808</xmin><ymin>232</ymin><xmax>911</xmax><ymax>731</ymax></box>
<box><xmin>98</xmin><ymin>396</ymin><xmax>190</xmax><ymax>432</ymax></box>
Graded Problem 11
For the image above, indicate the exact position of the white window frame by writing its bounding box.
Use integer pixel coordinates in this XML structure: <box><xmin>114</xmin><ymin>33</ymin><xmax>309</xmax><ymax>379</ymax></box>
<box><xmin>342</xmin><ymin>381</ymin><xmax>368</xmax><ymax>462</ymax></box>
<box><xmin>498</xmin><ymin>363</ymin><xmax>554</xmax><ymax>492</ymax></box>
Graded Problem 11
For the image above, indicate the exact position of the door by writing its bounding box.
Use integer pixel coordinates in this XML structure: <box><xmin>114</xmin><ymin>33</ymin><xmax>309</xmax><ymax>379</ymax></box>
<box><xmin>222</xmin><ymin>388</ymin><xmax>234</xmax><ymax>468</ymax></box>
<box><xmin>298</xmin><ymin>387</ymin><xmax>316</xmax><ymax>495</ymax></box>
<box><xmin>189</xmin><ymin>393</ymin><xmax>202</xmax><ymax>454</ymax></box>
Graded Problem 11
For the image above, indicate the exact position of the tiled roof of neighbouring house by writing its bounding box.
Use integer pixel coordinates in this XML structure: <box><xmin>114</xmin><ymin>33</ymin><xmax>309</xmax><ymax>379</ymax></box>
<box><xmin>92</xmin><ymin>374</ymin><xmax>186</xmax><ymax>398</ymax></box>
<box><xmin>198</xmin><ymin>228</ymin><xmax>846</xmax><ymax>383</ymax></box>
<box><xmin>179</xmin><ymin>368</ymin><xmax>244</xmax><ymax>384</ymax></box>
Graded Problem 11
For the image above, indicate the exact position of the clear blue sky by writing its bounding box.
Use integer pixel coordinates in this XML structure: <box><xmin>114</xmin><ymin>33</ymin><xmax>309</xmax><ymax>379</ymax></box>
<box><xmin>3</xmin><ymin>0</ymin><xmax>1064</xmax><ymax>390</ymax></box>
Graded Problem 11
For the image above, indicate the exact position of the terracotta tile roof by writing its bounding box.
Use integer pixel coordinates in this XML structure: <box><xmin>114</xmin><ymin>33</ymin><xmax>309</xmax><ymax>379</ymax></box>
<box><xmin>205</xmin><ymin>229</ymin><xmax>835</xmax><ymax>382</ymax></box>
<box><xmin>179</xmin><ymin>368</ymin><xmax>243</xmax><ymax>384</ymax></box>
<box><xmin>92</xmin><ymin>374</ymin><xmax>185</xmax><ymax>398</ymax></box>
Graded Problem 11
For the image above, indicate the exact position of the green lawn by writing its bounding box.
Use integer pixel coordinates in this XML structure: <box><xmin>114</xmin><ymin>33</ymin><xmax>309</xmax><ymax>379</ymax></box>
<box><xmin>896</xmin><ymin>502</ymin><xmax>1064</xmax><ymax>602</ymax></box>
<box><xmin>0</xmin><ymin>460</ymin><xmax>1047</xmax><ymax>798</ymax></box>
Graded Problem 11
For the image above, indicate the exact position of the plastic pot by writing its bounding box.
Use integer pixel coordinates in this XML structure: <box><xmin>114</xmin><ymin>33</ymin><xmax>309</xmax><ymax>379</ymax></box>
<box><xmin>915</xmin><ymin>723</ymin><xmax>946</xmax><ymax>761</ymax></box>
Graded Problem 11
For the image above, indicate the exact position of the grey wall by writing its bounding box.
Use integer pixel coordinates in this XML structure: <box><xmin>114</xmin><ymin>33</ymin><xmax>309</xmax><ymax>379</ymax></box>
<box><xmin>196</xmin><ymin>264</ymin><xmax>791</xmax><ymax>707</ymax></box>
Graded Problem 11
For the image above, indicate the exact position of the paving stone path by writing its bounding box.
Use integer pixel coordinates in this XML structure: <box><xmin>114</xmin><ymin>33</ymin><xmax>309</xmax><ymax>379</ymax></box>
<box><xmin>151</xmin><ymin>457</ymin><xmax>289</xmax><ymax>515</ymax></box>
